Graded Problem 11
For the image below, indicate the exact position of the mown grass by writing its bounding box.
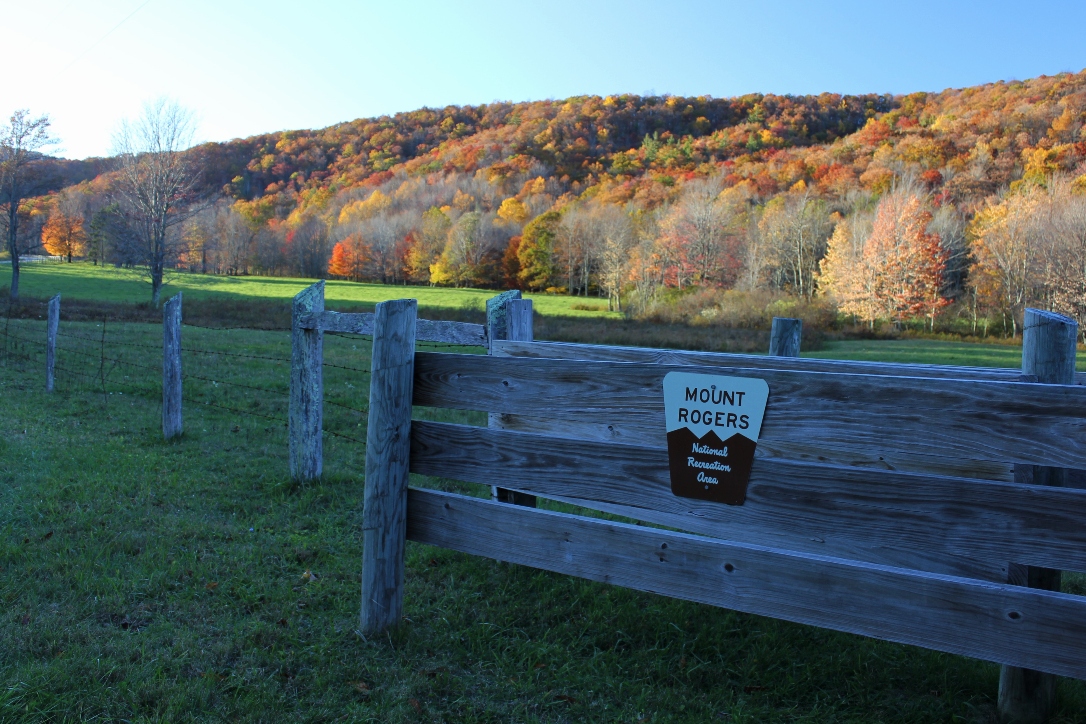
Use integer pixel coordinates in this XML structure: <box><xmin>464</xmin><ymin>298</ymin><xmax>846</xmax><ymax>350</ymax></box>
<box><xmin>807</xmin><ymin>339</ymin><xmax>1083</xmax><ymax>370</ymax></box>
<box><xmin>0</xmin><ymin>263</ymin><xmax>621</xmax><ymax>319</ymax></box>
<box><xmin>2</xmin><ymin>316</ymin><xmax>1086</xmax><ymax>722</ymax></box>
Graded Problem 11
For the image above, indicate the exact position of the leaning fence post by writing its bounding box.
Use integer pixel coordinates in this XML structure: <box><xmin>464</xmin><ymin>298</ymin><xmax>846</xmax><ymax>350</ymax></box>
<box><xmin>162</xmin><ymin>293</ymin><xmax>183</xmax><ymax>439</ymax></box>
<box><xmin>360</xmin><ymin>298</ymin><xmax>417</xmax><ymax>635</ymax></box>
<box><xmin>999</xmin><ymin>308</ymin><xmax>1077</xmax><ymax>724</ymax></box>
<box><xmin>769</xmin><ymin>317</ymin><xmax>802</xmax><ymax>357</ymax></box>
<box><xmin>290</xmin><ymin>281</ymin><xmax>324</xmax><ymax>481</ymax></box>
<box><xmin>487</xmin><ymin>291</ymin><xmax>537</xmax><ymax>507</ymax></box>
<box><xmin>45</xmin><ymin>294</ymin><xmax>59</xmax><ymax>392</ymax></box>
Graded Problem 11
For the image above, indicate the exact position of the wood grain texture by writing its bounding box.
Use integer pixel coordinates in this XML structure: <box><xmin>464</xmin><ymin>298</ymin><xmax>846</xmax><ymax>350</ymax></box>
<box><xmin>769</xmin><ymin>317</ymin><xmax>802</xmax><ymax>357</ymax></box>
<box><xmin>493</xmin><ymin>339</ymin><xmax>1086</xmax><ymax>385</ymax></box>
<box><xmin>488</xmin><ymin>411</ymin><xmax>1016</xmax><ymax>481</ymax></box>
<box><xmin>162</xmin><ymin>293</ymin><xmax>183</xmax><ymax>440</ymax></box>
<box><xmin>1000</xmin><ymin>308</ymin><xmax>1079</xmax><ymax>723</ymax></box>
<box><xmin>508</xmin><ymin>299</ymin><xmax>533</xmax><ymax>344</ymax></box>
<box><xmin>414</xmin><ymin>352</ymin><xmax>1086</xmax><ymax>472</ymax></box>
<box><xmin>485</xmin><ymin>290</ymin><xmax>520</xmax><ymax>353</ymax></box>
<box><xmin>409</xmin><ymin>420</ymin><xmax>1086</xmax><ymax>578</ymax></box>
<box><xmin>406</xmin><ymin>487</ymin><xmax>1086</xmax><ymax>680</ymax></box>
<box><xmin>487</xmin><ymin>292</ymin><xmax>537</xmax><ymax>507</ymax></box>
<box><xmin>298</xmin><ymin>310</ymin><xmax>485</xmax><ymax>347</ymax></box>
<box><xmin>45</xmin><ymin>294</ymin><xmax>59</xmax><ymax>392</ymax></box>
<box><xmin>289</xmin><ymin>282</ymin><xmax>324</xmax><ymax>481</ymax></box>
<box><xmin>361</xmin><ymin>298</ymin><xmax>417</xmax><ymax>635</ymax></box>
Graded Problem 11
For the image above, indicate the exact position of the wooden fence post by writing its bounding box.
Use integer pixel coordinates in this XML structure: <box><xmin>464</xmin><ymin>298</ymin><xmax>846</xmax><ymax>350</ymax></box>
<box><xmin>487</xmin><ymin>291</ymin><xmax>537</xmax><ymax>507</ymax></box>
<box><xmin>162</xmin><ymin>293</ymin><xmax>183</xmax><ymax>439</ymax></box>
<box><xmin>360</xmin><ymin>298</ymin><xmax>417</xmax><ymax>635</ymax></box>
<box><xmin>769</xmin><ymin>317</ymin><xmax>802</xmax><ymax>357</ymax></box>
<box><xmin>485</xmin><ymin>289</ymin><xmax>520</xmax><ymax>354</ymax></box>
<box><xmin>290</xmin><ymin>281</ymin><xmax>324</xmax><ymax>481</ymax></box>
<box><xmin>45</xmin><ymin>294</ymin><xmax>59</xmax><ymax>392</ymax></box>
<box><xmin>999</xmin><ymin>308</ymin><xmax>1077</xmax><ymax>724</ymax></box>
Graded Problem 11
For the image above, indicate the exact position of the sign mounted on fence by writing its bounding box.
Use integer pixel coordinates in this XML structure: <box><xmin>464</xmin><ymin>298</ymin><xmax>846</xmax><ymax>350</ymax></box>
<box><xmin>662</xmin><ymin>372</ymin><xmax>769</xmax><ymax>505</ymax></box>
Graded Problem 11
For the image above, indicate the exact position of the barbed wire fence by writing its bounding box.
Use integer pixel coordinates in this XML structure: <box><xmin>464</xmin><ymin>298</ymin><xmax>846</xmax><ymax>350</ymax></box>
<box><xmin>0</xmin><ymin>301</ymin><xmax>378</xmax><ymax>451</ymax></box>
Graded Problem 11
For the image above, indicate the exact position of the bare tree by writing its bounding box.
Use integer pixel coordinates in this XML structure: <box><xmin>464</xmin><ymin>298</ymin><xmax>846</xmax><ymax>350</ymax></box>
<box><xmin>591</xmin><ymin>205</ymin><xmax>635</xmax><ymax>312</ymax></box>
<box><xmin>112</xmin><ymin>99</ymin><xmax>201</xmax><ymax>305</ymax></box>
<box><xmin>758</xmin><ymin>190</ymin><xmax>832</xmax><ymax>300</ymax></box>
<box><xmin>0</xmin><ymin>110</ymin><xmax>56</xmax><ymax>299</ymax></box>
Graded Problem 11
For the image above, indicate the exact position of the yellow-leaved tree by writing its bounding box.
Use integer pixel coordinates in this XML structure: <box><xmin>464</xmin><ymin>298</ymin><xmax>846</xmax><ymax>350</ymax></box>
<box><xmin>818</xmin><ymin>217</ymin><xmax>880</xmax><ymax>325</ymax></box>
<box><xmin>497</xmin><ymin>197</ymin><xmax>530</xmax><ymax>225</ymax></box>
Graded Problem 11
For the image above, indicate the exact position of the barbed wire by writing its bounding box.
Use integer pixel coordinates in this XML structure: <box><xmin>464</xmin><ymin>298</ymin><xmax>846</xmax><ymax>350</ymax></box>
<box><xmin>57</xmin><ymin>331</ymin><xmax>163</xmax><ymax>352</ymax></box>
<box><xmin>1</xmin><ymin>313</ymin><xmax>373</xmax><ymax>451</ymax></box>
<box><xmin>323</xmin><ymin>398</ymin><xmax>367</xmax><ymax>415</ymax></box>
<box><xmin>182</xmin><ymin>347</ymin><xmax>290</xmax><ymax>363</ymax></box>
<box><xmin>326</xmin><ymin>331</ymin><xmax>373</xmax><ymax>341</ymax></box>
<box><xmin>322</xmin><ymin>428</ymin><xmax>366</xmax><ymax>444</ymax></box>
<box><xmin>182</xmin><ymin>371</ymin><xmax>288</xmax><ymax>397</ymax></box>
<box><xmin>0</xmin><ymin>328</ymin><xmax>48</xmax><ymax>348</ymax></box>
<box><xmin>321</xmin><ymin>361</ymin><xmax>372</xmax><ymax>373</ymax></box>
<box><xmin>415</xmin><ymin>340</ymin><xmax>480</xmax><ymax>349</ymax></box>
<box><xmin>183</xmin><ymin>394</ymin><xmax>288</xmax><ymax>425</ymax></box>
<box><xmin>182</xmin><ymin>321</ymin><xmax>286</xmax><ymax>332</ymax></box>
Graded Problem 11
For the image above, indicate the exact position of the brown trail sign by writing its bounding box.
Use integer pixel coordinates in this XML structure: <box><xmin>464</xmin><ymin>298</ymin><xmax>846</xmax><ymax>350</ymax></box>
<box><xmin>359</xmin><ymin>300</ymin><xmax>1085</xmax><ymax>723</ymax></box>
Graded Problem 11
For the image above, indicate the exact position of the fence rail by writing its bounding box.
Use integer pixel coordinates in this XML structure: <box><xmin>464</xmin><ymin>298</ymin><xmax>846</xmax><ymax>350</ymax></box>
<box><xmin>7</xmin><ymin>285</ymin><xmax>1083</xmax><ymax>722</ymax></box>
<box><xmin>406</xmin><ymin>487</ymin><xmax>1086</xmax><ymax>680</ymax></box>
<box><xmin>364</xmin><ymin>300</ymin><xmax>1085</xmax><ymax>723</ymax></box>
<box><xmin>298</xmin><ymin>309</ymin><xmax>487</xmax><ymax>347</ymax></box>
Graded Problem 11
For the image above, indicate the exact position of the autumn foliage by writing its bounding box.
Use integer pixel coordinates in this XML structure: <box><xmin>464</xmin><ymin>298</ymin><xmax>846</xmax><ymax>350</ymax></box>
<box><xmin>32</xmin><ymin>68</ymin><xmax>1086</xmax><ymax>334</ymax></box>
<box><xmin>41</xmin><ymin>213</ymin><xmax>87</xmax><ymax>262</ymax></box>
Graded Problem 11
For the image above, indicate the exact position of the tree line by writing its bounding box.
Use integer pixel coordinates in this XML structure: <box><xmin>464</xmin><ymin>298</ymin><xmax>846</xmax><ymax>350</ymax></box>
<box><xmin>4</xmin><ymin>70</ymin><xmax>1086</xmax><ymax>336</ymax></box>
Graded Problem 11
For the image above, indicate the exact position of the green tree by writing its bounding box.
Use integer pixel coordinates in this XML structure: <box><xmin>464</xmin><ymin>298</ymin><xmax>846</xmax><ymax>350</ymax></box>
<box><xmin>516</xmin><ymin>211</ymin><xmax>561</xmax><ymax>290</ymax></box>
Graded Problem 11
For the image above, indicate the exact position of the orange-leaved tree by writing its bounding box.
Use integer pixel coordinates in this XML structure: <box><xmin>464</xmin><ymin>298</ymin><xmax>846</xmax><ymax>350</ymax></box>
<box><xmin>867</xmin><ymin>193</ymin><xmax>950</xmax><ymax>327</ymax></box>
<box><xmin>328</xmin><ymin>236</ymin><xmax>369</xmax><ymax>281</ymax></box>
<box><xmin>42</xmin><ymin>212</ymin><xmax>87</xmax><ymax>262</ymax></box>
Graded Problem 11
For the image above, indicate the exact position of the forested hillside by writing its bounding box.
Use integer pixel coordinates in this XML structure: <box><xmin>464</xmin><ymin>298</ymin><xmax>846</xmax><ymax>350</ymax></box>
<box><xmin>24</xmin><ymin>70</ymin><xmax>1086</xmax><ymax>336</ymax></box>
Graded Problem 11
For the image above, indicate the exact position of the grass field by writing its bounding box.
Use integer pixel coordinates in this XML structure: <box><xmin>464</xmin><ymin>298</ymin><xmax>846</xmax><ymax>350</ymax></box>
<box><xmin>0</xmin><ymin>263</ymin><xmax>620</xmax><ymax>319</ymax></box>
<box><xmin>2</xmin><ymin>283</ymin><xmax>1085</xmax><ymax>721</ymax></box>
<box><xmin>809</xmin><ymin>339</ymin><xmax>1022</xmax><ymax>368</ymax></box>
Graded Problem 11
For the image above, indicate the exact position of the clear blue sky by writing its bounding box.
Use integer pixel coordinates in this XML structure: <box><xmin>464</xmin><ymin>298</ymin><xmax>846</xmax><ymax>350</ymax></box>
<box><xmin>4</xmin><ymin>0</ymin><xmax>1086</xmax><ymax>159</ymax></box>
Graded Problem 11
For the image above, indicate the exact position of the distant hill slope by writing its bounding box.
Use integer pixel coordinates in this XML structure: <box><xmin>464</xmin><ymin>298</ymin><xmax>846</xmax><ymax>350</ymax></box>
<box><xmin>194</xmin><ymin>70</ymin><xmax>1085</xmax><ymax>215</ymax></box>
<box><xmin>43</xmin><ymin>70</ymin><xmax>1085</xmax><ymax>219</ymax></box>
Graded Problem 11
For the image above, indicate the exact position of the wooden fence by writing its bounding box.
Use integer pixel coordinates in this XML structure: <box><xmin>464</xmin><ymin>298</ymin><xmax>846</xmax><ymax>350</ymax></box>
<box><xmin>361</xmin><ymin>300</ymin><xmax>1086</xmax><ymax>723</ymax></box>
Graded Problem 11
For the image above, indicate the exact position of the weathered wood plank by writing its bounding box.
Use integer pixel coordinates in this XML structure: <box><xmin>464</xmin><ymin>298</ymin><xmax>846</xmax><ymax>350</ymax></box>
<box><xmin>414</xmin><ymin>353</ymin><xmax>1086</xmax><ymax>471</ymax></box>
<box><xmin>508</xmin><ymin>298</ymin><xmax>533</xmax><ymax>345</ymax></box>
<box><xmin>289</xmin><ymin>282</ymin><xmax>324</xmax><ymax>481</ymax></box>
<box><xmin>45</xmin><ymin>294</ymin><xmax>59</xmax><ymax>392</ymax></box>
<box><xmin>162</xmin><ymin>293</ymin><xmax>182</xmax><ymax>440</ymax></box>
<box><xmin>297</xmin><ymin>310</ymin><xmax>486</xmax><ymax>347</ymax></box>
<box><xmin>361</xmin><ymin>298</ymin><xmax>417</xmax><ymax>635</ymax></box>
<box><xmin>485</xmin><ymin>290</ymin><xmax>520</xmax><ymax>353</ymax></box>
<box><xmin>769</xmin><ymin>317</ymin><xmax>802</xmax><ymax>357</ymax></box>
<box><xmin>486</xmin><ymin>292</ymin><xmax>537</xmax><ymax>506</ymax></box>
<box><xmin>409</xmin><ymin>420</ymin><xmax>1086</xmax><ymax>578</ymax></box>
<box><xmin>1000</xmin><ymin>308</ymin><xmax>1079</xmax><ymax>723</ymax></box>
<box><xmin>494</xmin><ymin>339</ymin><xmax>1086</xmax><ymax>384</ymax></box>
<box><xmin>487</xmin><ymin>412</ymin><xmax>1017</xmax><ymax>481</ymax></box>
<box><xmin>406</xmin><ymin>487</ymin><xmax>1086</xmax><ymax>680</ymax></box>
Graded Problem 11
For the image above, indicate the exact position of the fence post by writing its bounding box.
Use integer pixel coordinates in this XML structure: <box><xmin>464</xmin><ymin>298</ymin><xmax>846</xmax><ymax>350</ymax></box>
<box><xmin>769</xmin><ymin>317</ymin><xmax>802</xmax><ymax>357</ymax></box>
<box><xmin>162</xmin><ymin>293</ymin><xmax>183</xmax><ymax>439</ymax></box>
<box><xmin>290</xmin><ymin>281</ymin><xmax>324</xmax><ymax>481</ymax></box>
<box><xmin>360</xmin><ymin>298</ymin><xmax>417</xmax><ymax>635</ymax></box>
<box><xmin>45</xmin><ymin>294</ymin><xmax>59</xmax><ymax>392</ymax></box>
<box><xmin>487</xmin><ymin>291</ymin><xmax>537</xmax><ymax>507</ymax></box>
<box><xmin>999</xmin><ymin>308</ymin><xmax>1077</xmax><ymax>724</ymax></box>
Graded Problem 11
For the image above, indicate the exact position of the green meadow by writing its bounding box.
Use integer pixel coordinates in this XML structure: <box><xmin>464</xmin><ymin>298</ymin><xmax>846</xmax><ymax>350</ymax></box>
<box><xmin>0</xmin><ymin>263</ymin><xmax>619</xmax><ymax>318</ymax></box>
<box><xmin>2</xmin><ymin>264</ymin><xmax>1085</xmax><ymax>722</ymax></box>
